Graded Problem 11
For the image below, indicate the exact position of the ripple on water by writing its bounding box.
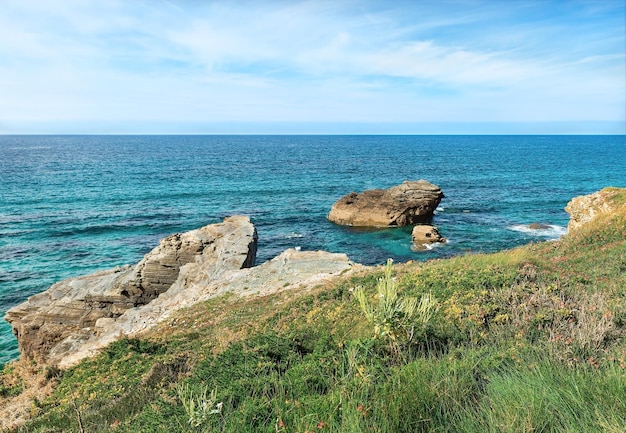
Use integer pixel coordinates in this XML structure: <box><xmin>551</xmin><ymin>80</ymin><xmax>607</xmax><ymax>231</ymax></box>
<box><xmin>0</xmin><ymin>134</ymin><xmax>624</xmax><ymax>365</ymax></box>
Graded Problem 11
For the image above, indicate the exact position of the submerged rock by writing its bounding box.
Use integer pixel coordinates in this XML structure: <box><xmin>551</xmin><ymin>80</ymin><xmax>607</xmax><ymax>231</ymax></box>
<box><xmin>5</xmin><ymin>216</ymin><xmax>258</xmax><ymax>365</ymax></box>
<box><xmin>528</xmin><ymin>223</ymin><xmax>552</xmax><ymax>230</ymax></box>
<box><xmin>411</xmin><ymin>225</ymin><xmax>446</xmax><ymax>250</ymax></box>
<box><xmin>328</xmin><ymin>180</ymin><xmax>444</xmax><ymax>227</ymax></box>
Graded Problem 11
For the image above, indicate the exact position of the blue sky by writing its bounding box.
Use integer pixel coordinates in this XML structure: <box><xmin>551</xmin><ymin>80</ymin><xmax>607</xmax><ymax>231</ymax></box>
<box><xmin>0</xmin><ymin>0</ymin><xmax>624</xmax><ymax>134</ymax></box>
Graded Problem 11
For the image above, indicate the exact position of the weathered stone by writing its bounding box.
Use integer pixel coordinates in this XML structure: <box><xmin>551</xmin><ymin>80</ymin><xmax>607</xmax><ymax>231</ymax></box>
<box><xmin>5</xmin><ymin>216</ymin><xmax>257</xmax><ymax>364</ymax></box>
<box><xmin>565</xmin><ymin>188</ymin><xmax>626</xmax><ymax>232</ymax></box>
<box><xmin>328</xmin><ymin>180</ymin><xmax>444</xmax><ymax>227</ymax></box>
<box><xmin>56</xmin><ymin>249</ymin><xmax>358</xmax><ymax>368</ymax></box>
<box><xmin>411</xmin><ymin>225</ymin><xmax>446</xmax><ymax>250</ymax></box>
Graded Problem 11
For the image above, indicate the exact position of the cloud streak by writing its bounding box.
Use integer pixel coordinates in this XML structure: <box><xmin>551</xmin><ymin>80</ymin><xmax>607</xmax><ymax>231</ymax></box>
<box><xmin>0</xmin><ymin>0</ymin><xmax>623</xmax><ymax>133</ymax></box>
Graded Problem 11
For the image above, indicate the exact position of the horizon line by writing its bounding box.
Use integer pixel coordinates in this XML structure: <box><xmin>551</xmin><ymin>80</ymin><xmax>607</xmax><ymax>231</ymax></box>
<box><xmin>2</xmin><ymin>121</ymin><xmax>624</xmax><ymax>136</ymax></box>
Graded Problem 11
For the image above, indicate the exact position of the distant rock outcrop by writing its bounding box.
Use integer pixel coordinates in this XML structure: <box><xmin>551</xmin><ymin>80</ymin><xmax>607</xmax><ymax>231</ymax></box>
<box><xmin>328</xmin><ymin>180</ymin><xmax>444</xmax><ymax>227</ymax></box>
<box><xmin>412</xmin><ymin>225</ymin><xmax>446</xmax><ymax>250</ymax></box>
<box><xmin>5</xmin><ymin>216</ymin><xmax>258</xmax><ymax>365</ymax></box>
<box><xmin>565</xmin><ymin>187</ymin><xmax>626</xmax><ymax>232</ymax></box>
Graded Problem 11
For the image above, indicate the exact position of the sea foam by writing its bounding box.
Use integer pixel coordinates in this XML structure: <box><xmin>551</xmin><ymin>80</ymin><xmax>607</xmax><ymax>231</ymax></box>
<box><xmin>508</xmin><ymin>224</ymin><xmax>567</xmax><ymax>238</ymax></box>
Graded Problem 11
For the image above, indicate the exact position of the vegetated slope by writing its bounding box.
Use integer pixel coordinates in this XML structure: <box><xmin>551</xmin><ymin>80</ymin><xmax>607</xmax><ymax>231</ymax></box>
<box><xmin>3</xmin><ymin>204</ymin><xmax>626</xmax><ymax>433</ymax></box>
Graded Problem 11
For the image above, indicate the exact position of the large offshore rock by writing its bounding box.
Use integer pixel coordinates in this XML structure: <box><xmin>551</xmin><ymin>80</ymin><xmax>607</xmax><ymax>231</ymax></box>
<box><xmin>328</xmin><ymin>180</ymin><xmax>444</xmax><ymax>227</ymax></box>
<box><xmin>565</xmin><ymin>187</ymin><xmax>626</xmax><ymax>232</ymax></box>
<box><xmin>5</xmin><ymin>216</ymin><xmax>257</xmax><ymax>364</ymax></box>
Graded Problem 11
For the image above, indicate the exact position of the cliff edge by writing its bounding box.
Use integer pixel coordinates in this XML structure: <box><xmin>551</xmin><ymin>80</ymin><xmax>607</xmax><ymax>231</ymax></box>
<box><xmin>565</xmin><ymin>187</ymin><xmax>626</xmax><ymax>232</ymax></box>
<box><xmin>5</xmin><ymin>216</ymin><xmax>359</xmax><ymax>368</ymax></box>
<box><xmin>5</xmin><ymin>216</ymin><xmax>258</xmax><ymax>366</ymax></box>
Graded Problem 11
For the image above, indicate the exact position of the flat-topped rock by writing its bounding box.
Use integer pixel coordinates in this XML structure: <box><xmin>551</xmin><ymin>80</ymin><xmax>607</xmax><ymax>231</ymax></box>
<box><xmin>328</xmin><ymin>180</ymin><xmax>444</xmax><ymax>227</ymax></box>
<box><xmin>412</xmin><ymin>225</ymin><xmax>446</xmax><ymax>250</ymax></box>
<box><xmin>56</xmin><ymin>249</ymin><xmax>358</xmax><ymax>368</ymax></box>
<box><xmin>5</xmin><ymin>216</ymin><xmax>258</xmax><ymax>364</ymax></box>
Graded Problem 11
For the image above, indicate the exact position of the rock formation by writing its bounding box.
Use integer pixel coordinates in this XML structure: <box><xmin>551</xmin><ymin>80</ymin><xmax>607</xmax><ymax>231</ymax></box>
<box><xmin>5</xmin><ymin>216</ymin><xmax>258</xmax><ymax>365</ymax></box>
<box><xmin>328</xmin><ymin>180</ymin><xmax>444</xmax><ymax>227</ymax></box>
<box><xmin>57</xmin><ymin>249</ymin><xmax>357</xmax><ymax>368</ymax></box>
<box><xmin>412</xmin><ymin>225</ymin><xmax>446</xmax><ymax>250</ymax></box>
<box><xmin>4</xmin><ymin>215</ymin><xmax>361</xmax><ymax>368</ymax></box>
<box><xmin>565</xmin><ymin>187</ymin><xmax>626</xmax><ymax>232</ymax></box>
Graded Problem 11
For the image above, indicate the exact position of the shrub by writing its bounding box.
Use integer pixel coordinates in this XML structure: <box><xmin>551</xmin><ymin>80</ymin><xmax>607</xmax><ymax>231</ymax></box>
<box><xmin>176</xmin><ymin>382</ymin><xmax>222</xmax><ymax>429</ymax></box>
<box><xmin>354</xmin><ymin>259</ymin><xmax>438</xmax><ymax>358</ymax></box>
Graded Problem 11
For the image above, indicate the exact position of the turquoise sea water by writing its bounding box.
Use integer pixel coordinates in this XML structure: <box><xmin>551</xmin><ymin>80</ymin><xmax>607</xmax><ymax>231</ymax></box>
<box><xmin>1</xmin><ymin>135</ymin><xmax>625</xmax><ymax>365</ymax></box>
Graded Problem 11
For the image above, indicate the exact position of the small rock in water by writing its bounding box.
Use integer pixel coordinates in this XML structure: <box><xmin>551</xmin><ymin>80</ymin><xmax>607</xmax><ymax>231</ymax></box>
<box><xmin>411</xmin><ymin>225</ymin><xmax>446</xmax><ymax>251</ymax></box>
<box><xmin>528</xmin><ymin>223</ymin><xmax>552</xmax><ymax>230</ymax></box>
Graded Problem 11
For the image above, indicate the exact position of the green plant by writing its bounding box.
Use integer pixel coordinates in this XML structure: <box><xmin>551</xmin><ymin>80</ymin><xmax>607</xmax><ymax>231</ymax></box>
<box><xmin>176</xmin><ymin>382</ymin><xmax>222</xmax><ymax>429</ymax></box>
<box><xmin>354</xmin><ymin>259</ymin><xmax>438</xmax><ymax>356</ymax></box>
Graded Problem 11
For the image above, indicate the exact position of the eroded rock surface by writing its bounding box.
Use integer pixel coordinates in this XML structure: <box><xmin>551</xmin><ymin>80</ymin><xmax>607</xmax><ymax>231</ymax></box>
<box><xmin>57</xmin><ymin>249</ymin><xmax>357</xmax><ymax>368</ymax></box>
<box><xmin>412</xmin><ymin>225</ymin><xmax>446</xmax><ymax>250</ymax></box>
<box><xmin>5</xmin><ymin>216</ymin><xmax>257</xmax><ymax>364</ymax></box>
<box><xmin>328</xmin><ymin>180</ymin><xmax>444</xmax><ymax>227</ymax></box>
<box><xmin>565</xmin><ymin>188</ymin><xmax>626</xmax><ymax>232</ymax></box>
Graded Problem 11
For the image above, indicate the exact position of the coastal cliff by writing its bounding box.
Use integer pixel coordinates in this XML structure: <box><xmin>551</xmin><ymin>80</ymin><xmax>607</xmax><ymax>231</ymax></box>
<box><xmin>5</xmin><ymin>216</ymin><xmax>359</xmax><ymax>369</ymax></box>
<box><xmin>6</xmin><ymin>187</ymin><xmax>623</xmax><ymax>368</ymax></box>
<box><xmin>5</xmin><ymin>216</ymin><xmax>259</xmax><ymax>366</ymax></box>
<box><xmin>2</xmin><ymin>188</ymin><xmax>625</xmax><ymax>432</ymax></box>
<box><xmin>565</xmin><ymin>187</ymin><xmax>626</xmax><ymax>232</ymax></box>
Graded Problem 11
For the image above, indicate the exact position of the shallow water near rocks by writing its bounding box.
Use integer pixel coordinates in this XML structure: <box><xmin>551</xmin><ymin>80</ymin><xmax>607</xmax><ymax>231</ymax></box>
<box><xmin>1</xmin><ymin>134</ymin><xmax>625</xmax><ymax>364</ymax></box>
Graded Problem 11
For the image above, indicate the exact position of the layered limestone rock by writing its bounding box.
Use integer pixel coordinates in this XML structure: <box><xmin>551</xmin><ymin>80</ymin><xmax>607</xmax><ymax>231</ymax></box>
<box><xmin>5</xmin><ymin>216</ymin><xmax>258</xmax><ymax>364</ymax></box>
<box><xmin>565</xmin><ymin>187</ymin><xmax>626</xmax><ymax>232</ymax></box>
<box><xmin>411</xmin><ymin>225</ymin><xmax>446</xmax><ymax>250</ymax></box>
<box><xmin>328</xmin><ymin>180</ymin><xmax>444</xmax><ymax>227</ymax></box>
<box><xmin>57</xmin><ymin>249</ymin><xmax>357</xmax><ymax>368</ymax></box>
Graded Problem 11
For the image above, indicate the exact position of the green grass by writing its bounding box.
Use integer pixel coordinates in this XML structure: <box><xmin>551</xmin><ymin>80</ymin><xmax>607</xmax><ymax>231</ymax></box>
<box><xmin>460</xmin><ymin>354</ymin><xmax>626</xmax><ymax>433</ymax></box>
<box><xmin>4</xmin><ymin>202</ymin><xmax>626</xmax><ymax>432</ymax></box>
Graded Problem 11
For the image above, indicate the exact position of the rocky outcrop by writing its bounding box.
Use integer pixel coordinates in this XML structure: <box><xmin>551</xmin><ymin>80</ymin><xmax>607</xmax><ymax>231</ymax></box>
<box><xmin>5</xmin><ymin>216</ymin><xmax>258</xmax><ymax>365</ymax></box>
<box><xmin>57</xmin><ymin>249</ymin><xmax>357</xmax><ymax>368</ymax></box>
<box><xmin>412</xmin><ymin>225</ymin><xmax>446</xmax><ymax>250</ymax></box>
<box><xmin>4</xmin><ymin>214</ymin><xmax>360</xmax><ymax>369</ymax></box>
<box><xmin>565</xmin><ymin>187</ymin><xmax>626</xmax><ymax>232</ymax></box>
<box><xmin>328</xmin><ymin>180</ymin><xmax>444</xmax><ymax>227</ymax></box>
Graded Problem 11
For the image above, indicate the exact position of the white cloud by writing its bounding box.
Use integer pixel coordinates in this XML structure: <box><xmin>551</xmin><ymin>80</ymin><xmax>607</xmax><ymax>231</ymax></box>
<box><xmin>0</xmin><ymin>0</ymin><xmax>624</xmax><ymax>132</ymax></box>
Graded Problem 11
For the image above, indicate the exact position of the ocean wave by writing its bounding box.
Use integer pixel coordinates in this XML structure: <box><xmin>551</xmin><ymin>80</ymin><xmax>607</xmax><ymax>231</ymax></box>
<box><xmin>47</xmin><ymin>220</ymin><xmax>171</xmax><ymax>238</ymax></box>
<box><xmin>412</xmin><ymin>241</ymin><xmax>446</xmax><ymax>252</ymax></box>
<box><xmin>0</xmin><ymin>270</ymin><xmax>36</xmax><ymax>284</ymax></box>
<box><xmin>508</xmin><ymin>224</ymin><xmax>567</xmax><ymax>238</ymax></box>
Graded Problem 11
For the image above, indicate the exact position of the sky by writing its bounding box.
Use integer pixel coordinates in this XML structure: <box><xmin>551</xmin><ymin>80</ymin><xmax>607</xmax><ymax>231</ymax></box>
<box><xmin>0</xmin><ymin>0</ymin><xmax>624</xmax><ymax>134</ymax></box>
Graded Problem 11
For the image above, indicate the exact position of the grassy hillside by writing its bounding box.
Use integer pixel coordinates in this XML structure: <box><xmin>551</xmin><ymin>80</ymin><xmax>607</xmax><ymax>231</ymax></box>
<box><xmin>2</xmin><ymin>200</ymin><xmax>625</xmax><ymax>432</ymax></box>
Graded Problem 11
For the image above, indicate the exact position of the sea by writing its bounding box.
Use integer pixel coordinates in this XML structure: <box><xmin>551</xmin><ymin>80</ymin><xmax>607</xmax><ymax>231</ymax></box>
<box><xmin>1</xmin><ymin>134</ymin><xmax>625</xmax><ymax>365</ymax></box>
